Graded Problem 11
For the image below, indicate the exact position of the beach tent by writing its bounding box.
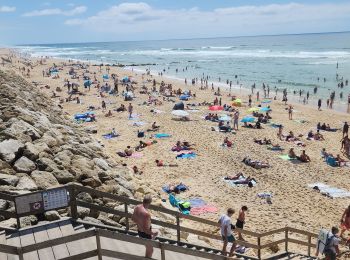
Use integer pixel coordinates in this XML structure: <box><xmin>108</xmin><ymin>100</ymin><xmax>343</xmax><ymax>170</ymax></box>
<box><xmin>173</xmin><ymin>102</ymin><xmax>185</xmax><ymax>110</ymax></box>
<box><xmin>241</xmin><ymin>116</ymin><xmax>255</xmax><ymax>123</ymax></box>
<box><xmin>172</xmin><ymin>110</ymin><xmax>189</xmax><ymax>117</ymax></box>
<box><xmin>122</xmin><ymin>76</ymin><xmax>130</xmax><ymax>83</ymax></box>
<box><xmin>209</xmin><ymin>105</ymin><xmax>223</xmax><ymax>111</ymax></box>
<box><xmin>84</xmin><ymin>80</ymin><xmax>92</xmax><ymax>87</ymax></box>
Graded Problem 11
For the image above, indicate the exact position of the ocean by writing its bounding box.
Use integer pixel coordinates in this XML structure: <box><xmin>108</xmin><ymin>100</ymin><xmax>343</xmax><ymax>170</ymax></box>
<box><xmin>17</xmin><ymin>32</ymin><xmax>350</xmax><ymax>107</ymax></box>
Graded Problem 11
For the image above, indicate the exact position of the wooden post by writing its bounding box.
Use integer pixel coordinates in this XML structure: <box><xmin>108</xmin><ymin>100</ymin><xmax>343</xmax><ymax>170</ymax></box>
<box><xmin>307</xmin><ymin>235</ymin><xmax>311</xmax><ymax>256</ymax></box>
<box><xmin>124</xmin><ymin>203</ymin><xmax>129</xmax><ymax>231</ymax></box>
<box><xmin>95</xmin><ymin>229</ymin><xmax>103</xmax><ymax>260</ymax></box>
<box><xmin>16</xmin><ymin>217</ymin><xmax>21</xmax><ymax>230</ymax></box>
<box><xmin>160</xmin><ymin>244</ymin><xmax>166</xmax><ymax>260</ymax></box>
<box><xmin>257</xmin><ymin>237</ymin><xmax>261</xmax><ymax>259</ymax></box>
<box><xmin>285</xmin><ymin>227</ymin><xmax>288</xmax><ymax>253</ymax></box>
<box><xmin>70</xmin><ymin>185</ymin><xmax>78</xmax><ymax>220</ymax></box>
<box><xmin>18</xmin><ymin>247</ymin><xmax>23</xmax><ymax>260</ymax></box>
<box><xmin>176</xmin><ymin>215</ymin><xmax>181</xmax><ymax>243</ymax></box>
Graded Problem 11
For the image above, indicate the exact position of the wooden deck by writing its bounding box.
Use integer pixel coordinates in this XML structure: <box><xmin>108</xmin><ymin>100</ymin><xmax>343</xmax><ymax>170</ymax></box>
<box><xmin>0</xmin><ymin>219</ymin><xmax>231</xmax><ymax>260</ymax></box>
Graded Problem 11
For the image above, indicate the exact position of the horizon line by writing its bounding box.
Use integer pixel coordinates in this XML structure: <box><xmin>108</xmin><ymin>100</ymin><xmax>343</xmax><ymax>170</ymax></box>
<box><xmin>14</xmin><ymin>30</ymin><xmax>350</xmax><ymax>47</ymax></box>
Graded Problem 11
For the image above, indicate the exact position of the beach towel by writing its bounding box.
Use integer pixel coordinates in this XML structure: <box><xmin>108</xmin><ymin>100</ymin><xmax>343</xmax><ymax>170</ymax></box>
<box><xmin>190</xmin><ymin>205</ymin><xmax>218</xmax><ymax>215</ymax></box>
<box><xmin>294</xmin><ymin>119</ymin><xmax>308</xmax><ymax>124</ymax></box>
<box><xmin>257</xmin><ymin>192</ymin><xmax>272</xmax><ymax>199</ymax></box>
<box><xmin>155</xmin><ymin>133</ymin><xmax>171</xmax><ymax>138</ymax></box>
<box><xmin>169</xmin><ymin>194</ymin><xmax>190</xmax><ymax>215</ymax></box>
<box><xmin>279</xmin><ymin>155</ymin><xmax>297</xmax><ymax>161</ymax></box>
<box><xmin>269</xmin><ymin>123</ymin><xmax>282</xmax><ymax>128</ymax></box>
<box><xmin>308</xmin><ymin>183</ymin><xmax>350</xmax><ymax>198</ymax></box>
<box><xmin>102</xmin><ymin>133</ymin><xmax>118</xmax><ymax>139</ymax></box>
<box><xmin>130</xmin><ymin>121</ymin><xmax>146</xmax><ymax>127</ymax></box>
<box><xmin>326</xmin><ymin>156</ymin><xmax>337</xmax><ymax>167</ymax></box>
<box><xmin>176</xmin><ymin>152</ymin><xmax>197</xmax><ymax>159</ymax></box>
<box><xmin>188</xmin><ymin>198</ymin><xmax>206</xmax><ymax>207</ymax></box>
<box><xmin>267</xmin><ymin>146</ymin><xmax>284</xmax><ymax>151</ymax></box>
<box><xmin>130</xmin><ymin>152</ymin><xmax>143</xmax><ymax>159</ymax></box>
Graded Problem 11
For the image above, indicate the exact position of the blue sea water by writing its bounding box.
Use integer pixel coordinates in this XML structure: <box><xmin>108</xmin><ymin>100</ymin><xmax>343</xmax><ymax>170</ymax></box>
<box><xmin>17</xmin><ymin>32</ymin><xmax>350</xmax><ymax>105</ymax></box>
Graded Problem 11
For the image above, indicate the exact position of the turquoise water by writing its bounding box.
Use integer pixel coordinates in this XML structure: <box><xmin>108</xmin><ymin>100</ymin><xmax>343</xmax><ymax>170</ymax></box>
<box><xmin>18</xmin><ymin>32</ymin><xmax>350</xmax><ymax>105</ymax></box>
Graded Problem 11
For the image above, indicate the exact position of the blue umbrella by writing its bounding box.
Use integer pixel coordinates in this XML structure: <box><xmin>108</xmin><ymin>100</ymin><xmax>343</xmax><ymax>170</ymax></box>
<box><xmin>260</xmin><ymin>107</ymin><xmax>271</xmax><ymax>112</ymax></box>
<box><xmin>219</xmin><ymin>115</ymin><xmax>231</xmax><ymax>121</ymax></box>
<box><xmin>102</xmin><ymin>74</ymin><xmax>109</xmax><ymax>80</ymax></box>
<box><xmin>241</xmin><ymin>116</ymin><xmax>255</xmax><ymax>123</ymax></box>
<box><xmin>180</xmin><ymin>95</ymin><xmax>190</xmax><ymax>100</ymax></box>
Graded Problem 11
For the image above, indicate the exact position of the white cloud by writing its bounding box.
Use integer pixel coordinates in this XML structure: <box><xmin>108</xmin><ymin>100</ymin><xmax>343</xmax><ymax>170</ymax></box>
<box><xmin>0</xmin><ymin>6</ymin><xmax>16</xmax><ymax>12</ymax></box>
<box><xmin>64</xmin><ymin>2</ymin><xmax>350</xmax><ymax>39</ymax></box>
<box><xmin>23</xmin><ymin>5</ymin><xmax>87</xmax><ymax>17</ymax></box>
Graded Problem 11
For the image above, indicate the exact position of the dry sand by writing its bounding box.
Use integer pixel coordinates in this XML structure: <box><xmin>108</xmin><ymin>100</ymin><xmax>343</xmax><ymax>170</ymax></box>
<box><xmin>2</xmin><ymin>48</ymin><xmax>350</xmax><ymax>255</ymax></box>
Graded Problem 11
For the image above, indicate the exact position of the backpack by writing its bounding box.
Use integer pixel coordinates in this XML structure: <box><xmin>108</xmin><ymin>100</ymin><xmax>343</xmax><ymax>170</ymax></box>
<box><xmin>322</xmin><ymin>233</ymin><xmax>334</xmax><ymax>255</ymax></box>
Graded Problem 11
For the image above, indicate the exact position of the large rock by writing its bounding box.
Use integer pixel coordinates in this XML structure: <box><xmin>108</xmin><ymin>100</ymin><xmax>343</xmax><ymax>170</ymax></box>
<box><xmin>0</xmin><ymin>159</ymin><xmax>16</xmax><ymax>175</ymax></box>
<box><xmin>13</xmin><ymin>156</ymin><xmax>36</xmax><ymax>173</ymax></box>
<box><xmin>76</xmin><ymin>192</ymin><xmax>93</xmax><ymax>203</ymax></box>
<box><xmin>44</xmin><ymin>211</ymin><xmax>60</xmax><ymax>221</ymax></box>
<box><xmin>77</xmin><ymin>206</ymin><xmax>90</xmax><ymax>218</ymax></box>
<box><xmin>2</xmin><ymin>118</ymin><xmax>42</xmax><ymax>142</ymax></box>
<box><xmin>16</xmin><ymin>175</ymin><xmax>38</xmax><ymax>191</ymax></box>
<box><xmin>0</xmin><ymin>199</ymin><xmax>9</xmax><ymax>210</ymax></box>
<box><xmin>0</xmin><ymin>173</ymin><xmax>19</xmax><ymax>186</ymax></box>
<box><xmin>54</xmin><ymin>150</ymin><xmax>73</xmax><ymax>168</ymax></box>
<box><xmin>94</xmin><ymin>158</ymin><xmax>110</xmax><ymax>171</ymax></box>
<box><xmin>36</xmin><ymin>157</ymin><xmax>57</xmax><ymax>172</ymax></box>
<box><xmin>52</xmin><ymin>170</ymin><xmax>75</xmax><ymax>184</ymax></box>
<box><xmin>23</xmin><ymin>142</ymin><xmax>50</xmax><ymax>160</ymax></box>
<box><xmin>0</xmin><ymin>139</ymin><xmax>25</xmax><ymax>163</ymax></box>
<box><xmin>82</xmin><ymin>177</ymin><xmax>102</xmax><ymax>188</ymax></box>
<box><xmin>31</xmin><ymin>171</ymin><xmax>59</xmax><ymax>189</ymax></box>
<box><xmin>83</xmin><ymin>217</ymin><xmax>103</xmax><ymax>225</ymax></box>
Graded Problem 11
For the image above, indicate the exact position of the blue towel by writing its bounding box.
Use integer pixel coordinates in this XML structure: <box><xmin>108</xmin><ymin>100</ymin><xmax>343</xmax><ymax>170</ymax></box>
<box><xmin>176</xmin><ymin>152</ymin><xmax>197</xmax><ymax>159</ymax></box>
<box><xmin>188</xmin><ymin>198</ymin><xmax>206</xmax><ymax>207</ymax></box>
<box><xmin>155</xmin><ymin>133</ymin><xmax>171</xmax><ymax>138</ymax></box>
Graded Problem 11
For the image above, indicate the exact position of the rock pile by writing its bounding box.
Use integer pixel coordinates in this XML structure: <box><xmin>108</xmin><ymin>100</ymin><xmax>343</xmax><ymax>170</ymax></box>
<box><xmin>0</xmin><ymin>70</ymin><xmax>138</xmax><ymax>227</ymax></box>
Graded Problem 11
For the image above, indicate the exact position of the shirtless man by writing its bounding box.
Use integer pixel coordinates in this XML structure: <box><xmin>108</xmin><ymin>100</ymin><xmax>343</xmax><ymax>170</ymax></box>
<box><xmin>132</xmin><ymin>195</ymin><xmax>158</xmax><ymax>258</ymax></box>
<box><xmin>128</xmin><ymin>103</ymin><xmax>133</xmax><ymax>119</ymax></box>
<box><xmin>236</xmin><ymin>206</ymin><xmax>248</xmax><ymax>240</ymax></box>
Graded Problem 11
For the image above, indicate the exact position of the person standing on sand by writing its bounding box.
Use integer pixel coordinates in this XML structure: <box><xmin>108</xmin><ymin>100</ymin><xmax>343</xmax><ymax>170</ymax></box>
<box><xmin>323</xmin><ymin>227</ymin><xmax>340</xmax><ymax>260</ymax></box>
<box><xmin>288</xmin><ymin>105</ymin><xmax>293</xmax><ymax>120</ymax></box>
<box><xmin>132</xmin><ymin>195</ymin><xmax>158</xmax><ymax>259</ymax></box>
<box><xmin>128</xmin><ymin>103</ymin><xmax>133</xmax><ymax>119</ymax></box>
<box><xmin>343</xmin><ymin>122</ymin><xmax>349</xmax><ymax>137</ymax></box>
<box><xmin>277</xmin><ymin>125</ymin><xmax>283</xmax><ymax>140</ymax></box>
<box><xmin>218</xmin><ymin>208</ymin><xmax>237</xmax><ymax>257</ymax></box>
<box><xmin>233</xmin><ymin>111</ymin><xmax>239</xmax><ymax>130</ymax></box>
<box><xmin>236</xmin><ymin>206</ymin><xmax>248</xmax><ymax>241</ymax></box>
<box><xmin>318</xmin><ymin>99</ymin><xmax>322</xmax><ymax>111</ymax></box>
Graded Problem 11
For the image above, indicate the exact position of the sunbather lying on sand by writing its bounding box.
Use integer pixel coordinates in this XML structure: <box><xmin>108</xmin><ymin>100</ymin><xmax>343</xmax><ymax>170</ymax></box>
<box><xmin>155</xmin><ymin>160</ymin><xmax>178</xmax><ymax>167</ymax></box>
<box><xmin>254</xmin><ymin>138</ymin><xmax>271</xmax><ymax>145</ymax></box>
<box><xmin>224</xmin><ymin>173</ymin><xmax>244</xmax><ymax>180</ymax></box>
<box><xmin>242</xmin><ymin>157</ymin><xmax>270</xmax><ymax>169</ymax></box>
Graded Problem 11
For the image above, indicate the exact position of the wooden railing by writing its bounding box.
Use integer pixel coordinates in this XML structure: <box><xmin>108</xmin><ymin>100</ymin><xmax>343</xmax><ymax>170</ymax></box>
<box><xmin>0</xmin><ymin>184</ymin><xmax>318</xmax><ymax>259</ymax></box>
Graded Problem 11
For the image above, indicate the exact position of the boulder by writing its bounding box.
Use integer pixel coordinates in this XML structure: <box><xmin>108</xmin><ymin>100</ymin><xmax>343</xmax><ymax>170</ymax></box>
<box><xmin>0</xmin><ymin>218</ymin><xmax>17</xmax><ymax>228</ymax></box>
<box><xmin>16</xmin><ymin>175</ymin><xmax>38</xmax><ymax>191</ymax></box>
<box><xmin>0</xmin><ymin>159</ymin><xmax>16</xmax><ymax>175</ymax></box>
<box><xmin>13</xmin><ymin>156</ymin><xmax>36</xmax><ymax>173</ymax></box>
<box><xmin>2</xmin><ymin>118</ymin><xmax>42</xmax><ymax>142</ymax></box>
<box><xmin>23</xmin><ymin>142</ymin><xmax>50</xmax><ymax>160</ymax></box>
<box><xmin>0</xmin><ymin>173</ymin><xmax>19</xmax><ymax>186</ymax></box>
<box><xmin>36</xmin><ymin>157</ymin><xmax>57</xmax><ymax>172</ymax></box>
<box><xmin>52</xmin><ymin>170</ymin><xmax>75</xmax><ymax>184</ymax></box>
<box><xmin>40</xmin><ymin>133</ymin><xmax>58</xmax><ymax>148</ymax></box>
<box><xmin>0</xmin><ymin>139</ymin><xmax>25</xmax><ymax>163</ymax></box>
<box><xmin>31</xmin><ymin>171</ymin><xmax>59</xmax><ymax>189</ymax></box>
<box><xmin>77</xmin><ymin>206</ymin><xmax>90</xmax><ymax>219</ymax></box>
<box><xmin>76</xmin><ymin>192</ymin><xmax>93</xmax><ymax>203</ymax></box>
<box><xmin>94</xmin><ymin>158</ymin><xmax>110</xmax><ymax>171</ymax></box>
<box><xmin>44</xmin><ymin>211</ymin><xmax>60</xmax><ymax>221</ymax></box>
<box><xmin>54</xmin><ymin>150</ymin><xmax>73</xmax><ymax>168</ymax></box>
<box><xmin>20</xmin><ymin>215</ymin><xmax>38</xmax><ymax>227</ymax></box>
<box><xmin>98</xmin><ymin>212</ymin><xmax>123</xmax><ymax>227</ymax></box>
<box><xmin>0</xmin><ymin>199</ymin><xmax>9</xmax><ymax>210</ymax></box>
<box><xmin>82</xmin><ymin>177</ymin><xmax>102</xmax><ymax>188</ymax></box>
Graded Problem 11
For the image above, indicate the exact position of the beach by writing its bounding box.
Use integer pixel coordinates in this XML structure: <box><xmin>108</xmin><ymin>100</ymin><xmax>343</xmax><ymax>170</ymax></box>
<box><xmin>1</xmin><ymin>47</ymin><xmax>350</xmax><ymax>254</ymax></box>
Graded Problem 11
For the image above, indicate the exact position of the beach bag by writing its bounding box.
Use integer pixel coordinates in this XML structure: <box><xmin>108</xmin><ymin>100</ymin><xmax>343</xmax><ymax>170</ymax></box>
<box><xmin>137</xmin><ymin>131</ymin><xmax>145</xmax><ymax>138</ymax></box>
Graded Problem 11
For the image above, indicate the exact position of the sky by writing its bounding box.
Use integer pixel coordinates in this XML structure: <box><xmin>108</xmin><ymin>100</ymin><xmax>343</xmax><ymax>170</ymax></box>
<box><xmin>0</xmin><ymin>0</ymin><xmax>350</xmax><ymax>45</ymax></box>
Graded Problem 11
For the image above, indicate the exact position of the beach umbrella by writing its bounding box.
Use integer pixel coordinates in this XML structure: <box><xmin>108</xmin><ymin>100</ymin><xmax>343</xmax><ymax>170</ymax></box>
<box><xmin>248</xmin><ymin>107</ymin><xmax>260</xmax><ymax>112</ymax></box>
<box><xmin>260</xmin><ymin>107</ymin><xmax>271</xmax><ymax>112</ymax></box>
<box><xmin>172</xmin><ymin>110</ymin><xmax>189</xmax><ymax>117</ymax></box>
<box><xmin>241</xmin><ymin>116</ymin><xmax>255</xmax><ymax>123</ymax></box>
<box><xmin>261</xmin><ymin>100</ymin><xmax>272</xmax><ymax>104</ymax></box>
<box><xmin>232</xmin><ymin>98</ymin><xmax>242</xmax><ymax>107</ymax></box>
<box><xmin>102</xmin><ymin>74</ymin><xmax>109</xmax><ymax>80</ymax></box>
<box><xmin>209</xmin><ymin>105</ymin><xmax>223</xmax><ymax>111</ymax></box>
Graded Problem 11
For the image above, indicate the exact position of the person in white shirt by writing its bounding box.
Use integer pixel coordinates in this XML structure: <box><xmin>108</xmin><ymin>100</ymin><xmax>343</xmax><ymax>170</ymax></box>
<box><xmin>218</xmin><ymin>208</ymin><xmax>237</xmax><ymax>257</ymax></box>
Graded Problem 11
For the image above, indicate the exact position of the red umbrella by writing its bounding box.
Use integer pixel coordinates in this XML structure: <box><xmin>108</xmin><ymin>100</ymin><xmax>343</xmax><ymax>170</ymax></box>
<box><xmin>209</xmin><ymin>105</ymin><xmax>223</xmax><ymax>111</ymax></box>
